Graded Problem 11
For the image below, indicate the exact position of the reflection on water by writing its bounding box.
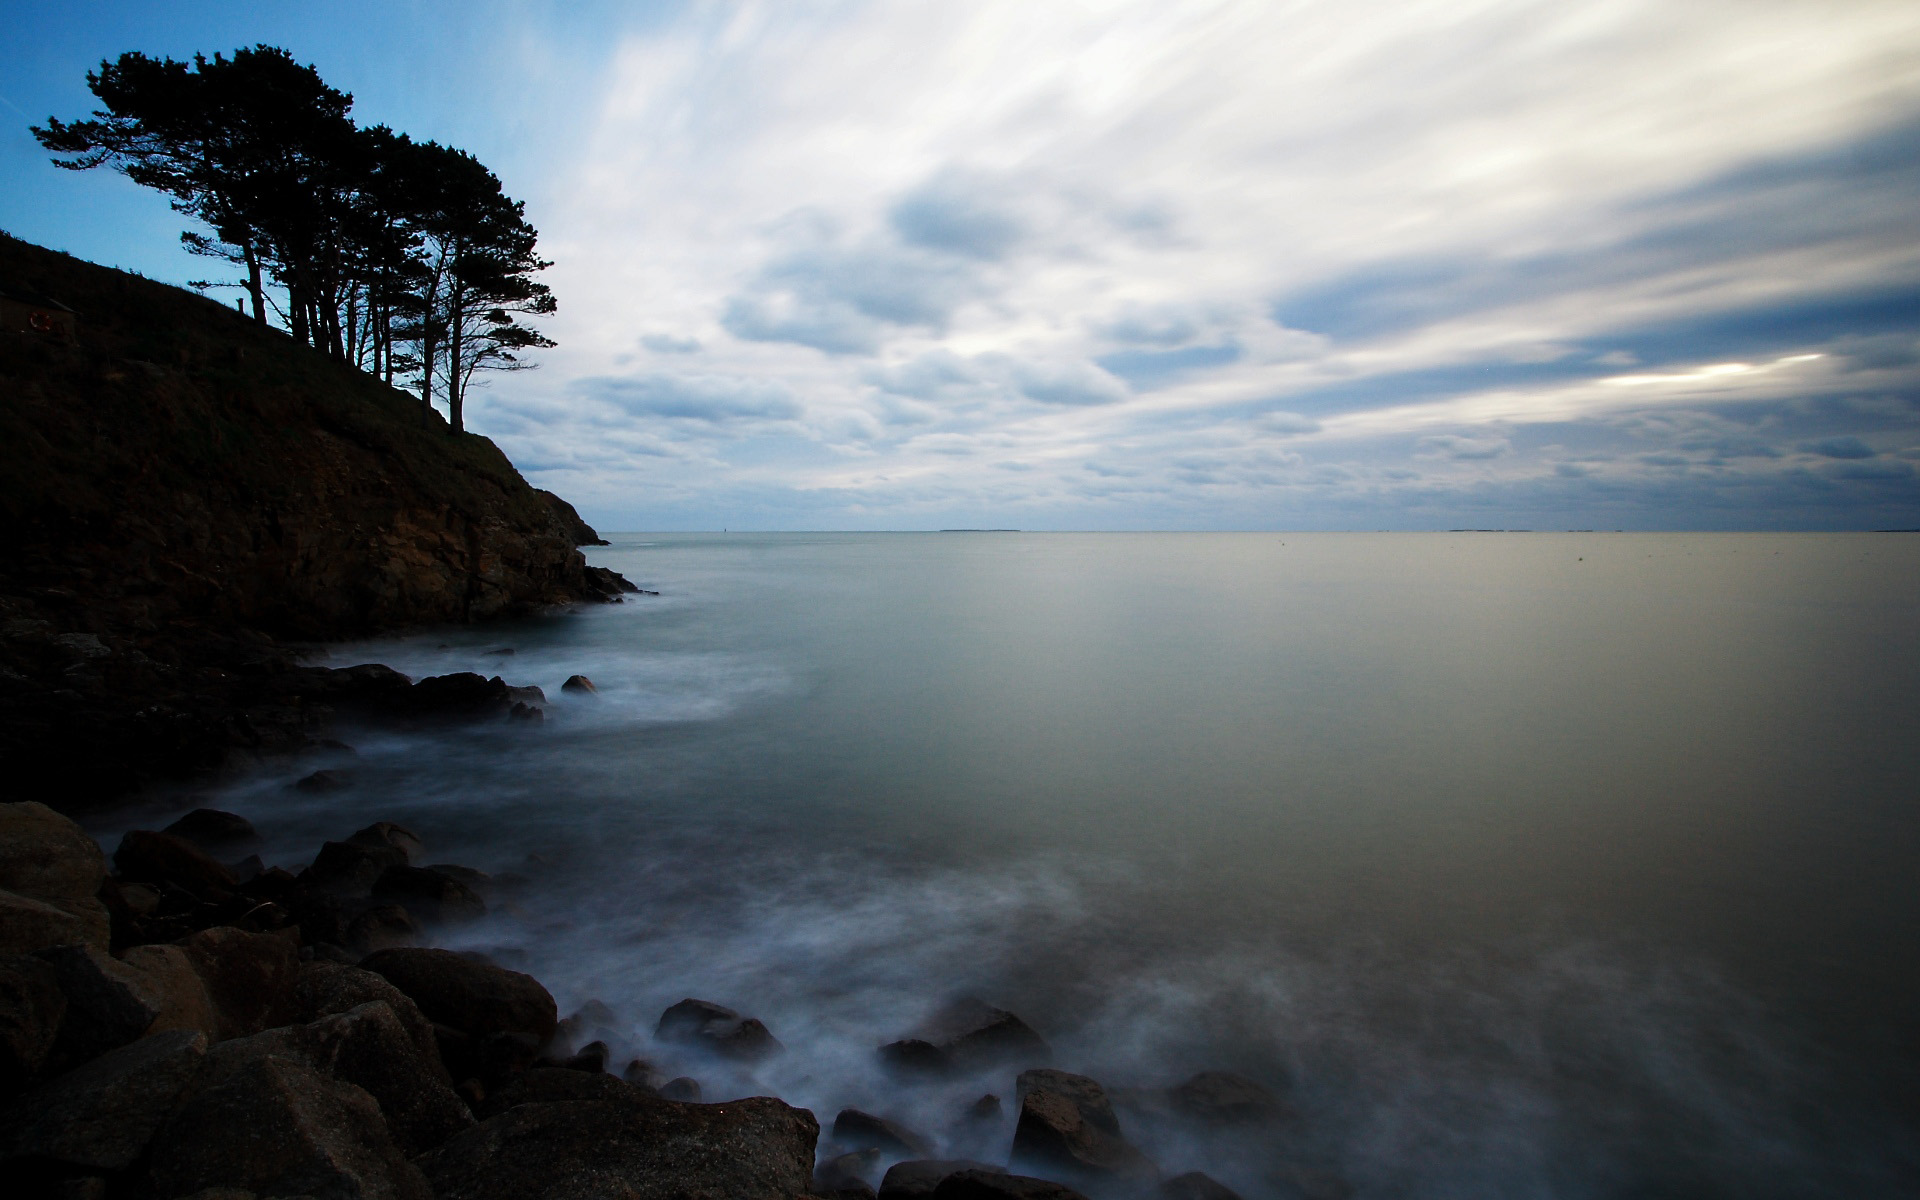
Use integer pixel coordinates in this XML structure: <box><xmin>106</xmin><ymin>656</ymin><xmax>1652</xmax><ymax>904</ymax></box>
<box><xmin>101</xmin><ymin>534</ymin><xmax>1920</xmax><ymax>1196</ymax></box>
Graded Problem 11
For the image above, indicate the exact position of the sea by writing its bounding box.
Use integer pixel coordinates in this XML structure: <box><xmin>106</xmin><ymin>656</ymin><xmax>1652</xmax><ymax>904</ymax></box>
<box><xmin>95</xmin><ymin>532</ymin><xmax>1920</xmax><ymax>1198</ymax></box>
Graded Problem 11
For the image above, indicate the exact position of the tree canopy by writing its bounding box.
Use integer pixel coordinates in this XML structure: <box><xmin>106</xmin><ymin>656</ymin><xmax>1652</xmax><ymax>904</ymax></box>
<box><xmin>33</xmin><ymin>45</ymin><xmax>554</xmax><ymax>433</ymax></box>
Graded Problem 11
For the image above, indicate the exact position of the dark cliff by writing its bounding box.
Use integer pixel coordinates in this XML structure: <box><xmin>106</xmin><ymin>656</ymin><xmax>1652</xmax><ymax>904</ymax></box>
<box><xmin>0</xmin><ymin>232</ymin><xmax>630</xmax><ymax>805</ymax></box>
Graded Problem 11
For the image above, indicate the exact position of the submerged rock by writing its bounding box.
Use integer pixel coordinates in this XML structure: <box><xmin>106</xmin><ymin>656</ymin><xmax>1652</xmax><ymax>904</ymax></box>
<box><xmin>1165</xmin><ymin>1070</ymin><xmax>1290</xmax><ymax>1125</ymax></box>
<box><xmin>832</xmin><ymin>1108</ymin><xmax>933</xmax><ymax>1159</ymax></box>
<box><xmin>879</xmin><ymin>1037</ymin><xmax>956</xmax><ymax>1079</ymax></box>
<box><xmin>560</xmin><ymin>674</ymin><xmax>597</xmax><ymax>695</ymax></box>
<box><xmin>416</xmin><ymin>1094</ymin><xmax>818</xmax><ymax>1200</ymax></box>
<box><xmin>305</xmin><ymin>839</ymin><xmax>408</xmax><ymax>898</ymax></box>
<box><xmin>1011</xmin><ymin>1069</ymin><xmax>1157</xmax><ymax>1188</ymax></box>
<box><xmin>817</xmin><ymin>1147</ymin><xmax>883</xmax><ymax>1192</ymax></box>
<box><xmin>921</xmin><ymin>997</ymin><xmax>1051</xmax><ymax>1070</ymax></box>
<box><xmin>655</xmin><ymin>997</ymin><xmax>783</xmax><ymax>1062</ymax></box>
<box><xmin>372</xmin><ymin>865</ymin><xmax>486</xmax><ymax>925</ymax></box>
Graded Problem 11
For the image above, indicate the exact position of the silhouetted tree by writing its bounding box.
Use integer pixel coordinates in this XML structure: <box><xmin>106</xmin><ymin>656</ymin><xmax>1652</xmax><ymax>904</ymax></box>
<box><xmin>32</xmin><ymin>46</ymin><xmax>555</xmax><ymax>429</ymax></box>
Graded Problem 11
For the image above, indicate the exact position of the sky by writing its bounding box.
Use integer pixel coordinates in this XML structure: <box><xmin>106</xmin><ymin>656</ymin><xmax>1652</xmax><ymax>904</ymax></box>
<box><xmin>4</xmin><ymin>0</ymin><xmax>1920</xmax><ymax>531</ymax></box>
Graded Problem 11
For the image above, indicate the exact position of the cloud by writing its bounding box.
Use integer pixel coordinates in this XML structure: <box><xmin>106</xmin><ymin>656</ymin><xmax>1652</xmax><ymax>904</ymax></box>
<box><xmin>583</xmin><ymin>373</ymin><xmax>804</xmax><ymax>423</ymax></box>
<box><xmin>1014</xmin><ymin>361</ymin><xmax>1129</xmax><ymax>407</ymax></box>
<box><xmin>1800</xmin><ymin>436</ymin><xmax>1876</xmax><ymax>459</ymax></box>
<box><xmin>889</xmin><ymin>171</ymin><xmax>1027</xmax><ymax>261</ymax></box>
<box><xmin>641</xmin><ymin>333</ymin><xmax>703</xmax><ymax>354</ymax></box>
<box><xmin>1095</xmin><ymin>343</ymin><xmax>1242</xmax><ymax>391</ymax></box>
<box><xmin>1420</xmin><ymin>435</ymin><xmax>1514</xmax><ymax>461</ymax></box>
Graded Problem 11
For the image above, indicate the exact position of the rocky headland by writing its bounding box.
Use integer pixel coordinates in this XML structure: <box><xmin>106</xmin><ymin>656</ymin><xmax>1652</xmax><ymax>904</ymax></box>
<box><xmin>0</xmin><ymin>232</ymin><xmax>633</xmax><ymax>807</ymax></box>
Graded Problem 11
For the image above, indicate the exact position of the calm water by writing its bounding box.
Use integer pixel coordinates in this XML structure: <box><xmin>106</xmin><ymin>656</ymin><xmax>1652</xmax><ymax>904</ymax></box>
<box><xmin>106</xmin><ymin>533</ymin><xmax>1920</xmax><ymax>1197</ymax></box>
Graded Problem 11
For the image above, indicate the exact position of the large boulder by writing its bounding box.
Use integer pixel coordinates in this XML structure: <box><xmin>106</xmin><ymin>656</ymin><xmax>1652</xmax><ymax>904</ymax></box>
<box><xmin>832</xmin><ymin>1108</ymin><xmax>933</xmax><ymax>1159</ymax></box>
<box><xmin>655</xmin><ymin>997</ymin><xmax>782</xmax><ymax>1062</ymax></box>
<box><xmin>416</xmin><ymin>1094</ymin><xmax>818</xmax><ymax>1200</ymax></box>
<box><xmin>293</xmin><ymin>960</ymin><xmax>444</xmax><ymax>1076</ymax></box>
<box><xmin>1011</xmin><ymin>1070</ymin><xmax>1157</xmax><ymax>1188</ymax></box>
<box><xmin>360</xmin><ymin>947</ymin><xmax>557</xmax><ymax>1043</ymax></box>
<box><xmin>0</xmin><ymin>888</ymin><xmax>109</xmax><ymax>955</ymax></box>
<box><xmin>0</xmin><ymin>954</ymin><xmax>65</xmax><ymax>1093</ymax></box>
<box><xmin>178</xmin><ymin>926</ymin><xmax>300</xmax><ymax>1039</ymax></box>
<box><xmin>160</xmin><ymin>809</ymin><xmax>262</xmax><ymax>860</ymax></box>
<box><xmin>475</xmin><ymin>1064</ymin><xmax>647</xmax><ymax>1119</ymax></box>
<box><xmin>117</xmin><ymin>943</ymin><xmax>221</xmax><ymax>1040</ymax></box>
<box><xmin>36</xmin><ymin>943</ymin><xmax>159</xmax><ymax>1062</ymax></box>
<box><xmin>197</xmin><ymin>1000</ymin><xmax>472</xmax><ymax>1156</ymax></box>
<box><xmin>932</xmin><ymin>1171</ymin><xmax>1090</xmax><ymax>1200</ymax></box>
<box><xmin>151</xmin><ymin>1054</ymin><xmax>431</xmax><ymax>1200</ymax></box>
<box><xmin>347</xmin><ymin>822</ymin><xmax>425</xmax><ymax>862</ymax></box>
<box><xmin>113</xmin><ymin>830</ymin><xmax>239</xmax><ymax>897</ymax></box>
<box><xmin>879</xmin><ymin>1160</ymin><xmax>1007</xmax><ymax>1199</ymax></box>
<box><xmin>0</xmin><ymin>1029</ymin><xmax>207</xmax><ymax>1171</ymax></box>
<box><xmin>306</xmin><ymin>840</ymin><xmax>409</xmax><ymax>898</ymax></box>
<box><xmin>0</xmin><ymin>802</ymin><xmax>107</xmax><ymax>901</ymax></box>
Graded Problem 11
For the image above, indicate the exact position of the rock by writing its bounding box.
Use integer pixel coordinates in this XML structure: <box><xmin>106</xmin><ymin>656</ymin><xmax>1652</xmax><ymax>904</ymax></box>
<box><xmin>372</xmin><ymin>865</ymin><xmax>486</xmax><ymax>924</ymax></box>
<box><xmin>294</xmin><ymin>768</ymin><xmax>352</xmax><ymax>791</ymax></box>
<box><xmin>402</xmin><ymin>673</ymin><xmax>515</xmax><ymax>721</ymax></box>
<box><xmin>0</xmin><ymin>887</ymin><xmax>110</xmax><ymax>954</ymax></box>
<box><xmin>817</xmin><ymin>1147</ymin><xmax>883</xmax><ymax>1191</ymax></box>
<box><xmin>35</xmin><ymin>943</ymin><xmax>159</xmax><ymax>1062</ymax></box>
<box><xmin>152</xmin><ymin>1054</ymin><xmax>431</xmax><ymax>1200</ymax></box>
<box><xmin>1160</xmin><ymin>1171</ymin><xmax>1245</xmax><ymax>1200</ymax></box>
<box><xmin>0</xmin><ymin>954</ymin><xmax>65</xmax><ymax>1092</ymax></box>
<box><xmin>161</xmin><ymin>809</ymin><xmax>261</xmax><ymax>858</ymax></box>
<box><xmin>293</xmin><ymin>960</ymin><xmax>445</xmax><ymax>1076</ymax></box>
<box><xmin>361</xmin><ymin>947</ymin><xmax>557</xmax><ymax>1042</ymax></box>
<box><xmin>879</xmin><ymin>1161</ymin><xmax>1008</xmax><ymax>1200</ymax></box>
<box><xmin>621</xmin><ymin>1056</ymin><xmax>663</xmax><ymax>1090</ymax></box>
<box><xmin>554</xmin><ymin>1039</ymin><xmax>609</xmax><ymax>1073</ymax></box>
<box><xmin>833</xmin><ymin>1108</ymin><xmax>934</xmax><ymax>1159</ymax></box>
<box><xmin>925</xmin><ymin>998</ymin><xmax>1051</xmax><ymax>1069</ymax></box>
<box><xmin>932</xmin><ymin>1170</ymin><xmax>1091</xmax><ymax>1200</ymax></box>
<box><xmin>659</xmin><ymin>1075</ymin><xmax>700</xmax><ymax>1102</ymax></box>
<box><xmin>0</xmin><ymin>802</ymin><xmax>107</xmax><ymax>901</ymax></box>
<box><xmin>305</xmin><ymin>839</ymin><xmax>408</xmax><ymax>897</ymax></box>
<box><xmin>554</xmin><ymin>998</ymin><xmax>618</xmax><ymax>1051</ymax></box>
<box><xmin>560</xmin><ymin>674</ymin><xmax>596</xmax><ymax>695</ymax></box>
<box><xmin>0</xmin><ymin>1029</ymin><xmax>207</xmax><ymax>1170</ymax></box>
<box><xmin>655</xmin><ymin>997</ymin><xmax>782</xmax><ymax>1062</ymax></box>
<box><xmin>475</xmin><ymin>1064</ymin><xmax>644</xmax><ymax>1118</ymax></box>
<box><xmin>310</xmin><ymin>1000</ymin><xmax>473</xmax><ymax>1155</ymax></box>
<box><xmin>1165</xmin><ymin>1071</ymin><xmax>1289</xmax><ymax>1124</ymax></box>
<box><xmin>117</xmin><ymin>943</ymin><xmax>220</xmax><ymax>1039</ymax></box>
<box><xmin>425</xmin><ymin>863</ymin><xmax>494</xmax><ymax>898</ymax></box>
<box><xmin>416</xmin><ymin>1094</ymin><xmax>818</xmax><ymax>1200</ymax></box>
<box><xmin>509</xmin><ymin>702</ymin><xmax>543</xmax><ymax>724</ymax></box>
<box><xmin>1011</xmin><ymin>1069</ymin><xmax>1157</xmax><ymax>1187</ymax></box>
<box><xmin>966</xmin><ymin>1094</ymin><xmax>1002</xmax><ymax>1121</ymax></box>
<box><xmin>112</xmin><ymin>829</ymin><xmax>238</xmax><ymax>897</ymax></box>
<box><xmin>178</xmin><ymin>925</ymin><xmax>299</xmax><ymax>1039</ymax></box>
<box><xmin>347</xmin><ymin>821</ymin><xmax>425</xmax><ymax>862</ymax></box>
<box><xmin>880</xmin><ymin>1038</ymin><xmax>955</xmax><ymax>1079</ymax></box>
<box><xmin>347</xmin><ymin>904</ymin><xmax>422</xmax><ymax>954</ymax></box>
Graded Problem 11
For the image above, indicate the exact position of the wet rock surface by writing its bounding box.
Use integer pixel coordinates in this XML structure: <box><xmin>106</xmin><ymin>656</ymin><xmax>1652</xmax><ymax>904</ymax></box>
<box><xmin>1011</xmin><ymin>1069</ymin><xmax>1158</xmax><ymax>1188</ymax></box>
<box><xmin>656</xmin><ymin>996</ymin><xmax>783</xmax><ymax>1062</ymax></box>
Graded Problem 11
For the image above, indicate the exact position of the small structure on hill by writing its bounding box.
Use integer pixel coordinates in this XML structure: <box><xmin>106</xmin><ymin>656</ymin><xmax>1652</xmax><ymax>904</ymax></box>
<box><xmin>0</xmin><ymin>284</ymin><xmax>78</xmax><ymax>342</ymax></box>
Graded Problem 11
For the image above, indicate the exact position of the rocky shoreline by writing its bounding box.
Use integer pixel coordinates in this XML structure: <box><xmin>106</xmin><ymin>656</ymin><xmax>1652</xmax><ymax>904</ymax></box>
<box><xmin>1</xmin><ymin>691</ymin><xmax>1294</xmax><ymax>1200</ymax></box>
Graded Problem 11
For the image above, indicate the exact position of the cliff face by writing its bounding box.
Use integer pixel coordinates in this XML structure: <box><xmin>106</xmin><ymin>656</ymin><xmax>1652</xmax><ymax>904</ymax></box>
<box><xmin>0</xmin><ymin>233</ymin><xmax>621</xmax><ymax>639</ymax></box>
<box><xmin>0</xmin><ymin>232</ymin><xmax>628</xmax><ymax>805</ymax></box>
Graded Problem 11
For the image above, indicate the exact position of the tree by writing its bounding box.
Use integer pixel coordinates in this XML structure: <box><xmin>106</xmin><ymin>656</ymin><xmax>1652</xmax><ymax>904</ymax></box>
<box><xmin>32</xmin><ymin>44</ymin><xmax>557</xmax><ymax>430</ymax></box>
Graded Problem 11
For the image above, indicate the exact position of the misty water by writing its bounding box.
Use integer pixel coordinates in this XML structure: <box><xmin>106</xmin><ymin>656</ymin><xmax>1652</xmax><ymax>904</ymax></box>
<box><xmin>103</xmin><ymin>533</ymin><xmax>1919</xmax><ymax>1197</ymax></box>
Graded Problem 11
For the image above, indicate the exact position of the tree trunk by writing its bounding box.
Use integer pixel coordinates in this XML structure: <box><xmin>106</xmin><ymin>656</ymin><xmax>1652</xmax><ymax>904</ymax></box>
<box><xmin>242</xmin><ymin>243</ymin><xmax>266</xmax><ymax>325</ymax></box>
